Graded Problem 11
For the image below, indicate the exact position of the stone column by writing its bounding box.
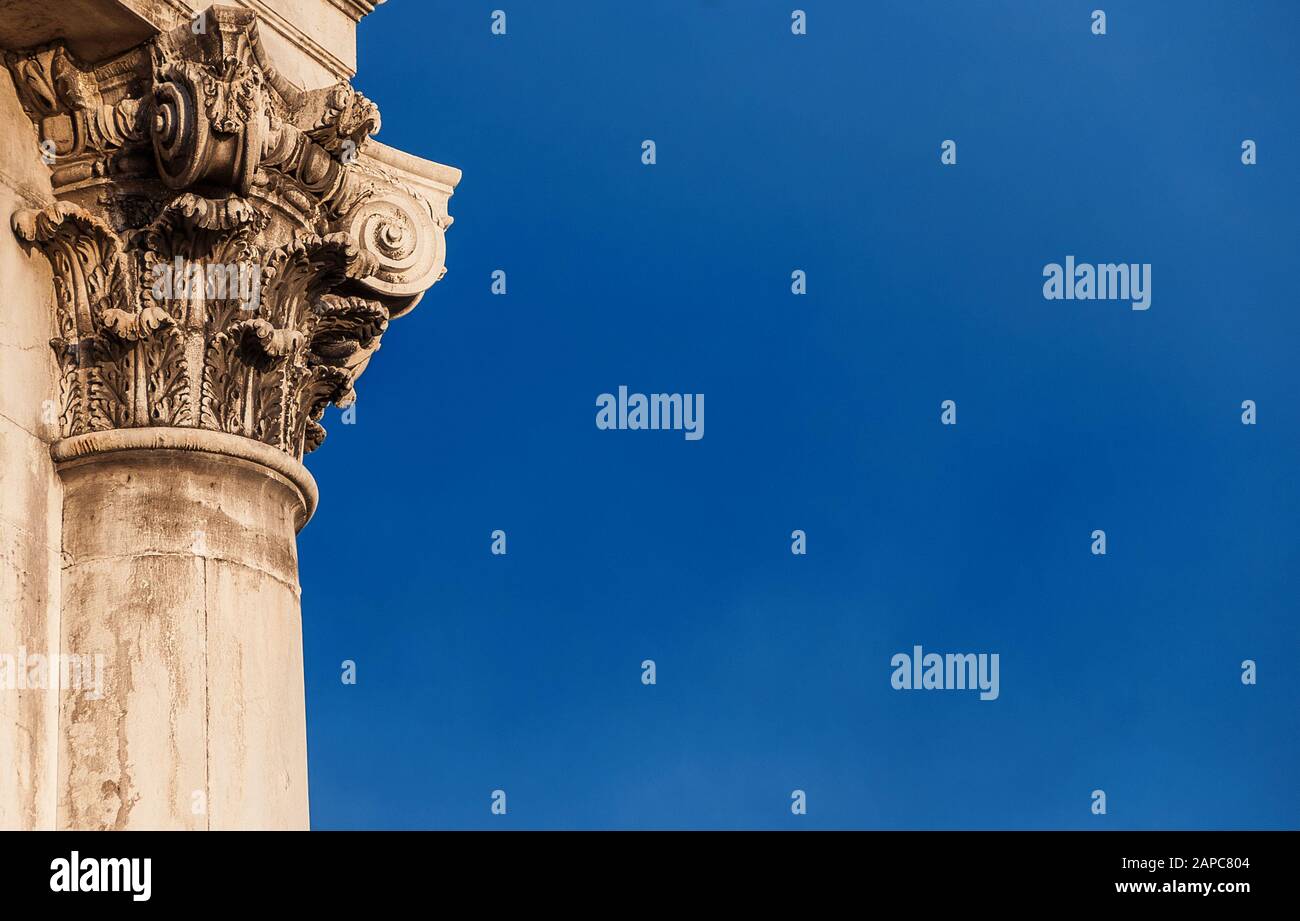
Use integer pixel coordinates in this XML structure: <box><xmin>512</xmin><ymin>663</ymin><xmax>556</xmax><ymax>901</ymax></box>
<box><xmin>2</xmin><ymin>4</ymin><xmax>459</xmax><ymax>829</ymax></box>
<box><xmin>54</xmin><ymin>429</ymin><xmax>317</xmax><ymax>829</ymax></box>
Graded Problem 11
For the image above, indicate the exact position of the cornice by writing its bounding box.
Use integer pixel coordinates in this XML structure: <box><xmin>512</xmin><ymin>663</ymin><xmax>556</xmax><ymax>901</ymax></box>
<box><xmin>328</xmin><ymin>0</ymin><xmax>386</xmax><ymax>25</ymax></box>
<box><xmin>236</xmin><ymin>0</ymin><xmax>359</xmax><ymax>81</ymax></box>
<box><xmin>142</xmin><ymin>0</ymin><xmax>369</xmax><ymax>82</ymax></box>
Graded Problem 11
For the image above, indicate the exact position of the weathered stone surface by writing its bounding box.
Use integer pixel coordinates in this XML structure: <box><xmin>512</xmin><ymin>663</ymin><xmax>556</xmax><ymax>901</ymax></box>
<box><xmin>59</xmin><ymin>553</ymin><xmax>208</xmax><ymax>830</ymax></box>
<box><xmin>205</xmin><ymin>558</ymin><xmax>309</xmax><ymax>829</ymax></box>
<box><xmin>0</xmin><ymin>60</ymin><xmax>61</xmax><ymax>833</ymax></box>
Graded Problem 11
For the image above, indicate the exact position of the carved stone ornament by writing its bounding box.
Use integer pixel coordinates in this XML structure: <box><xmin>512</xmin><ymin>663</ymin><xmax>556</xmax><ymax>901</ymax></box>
<box><xmin>7</xmin><ymin>5</ymin><xmax>456</xmax><ymax>459</ymax></box>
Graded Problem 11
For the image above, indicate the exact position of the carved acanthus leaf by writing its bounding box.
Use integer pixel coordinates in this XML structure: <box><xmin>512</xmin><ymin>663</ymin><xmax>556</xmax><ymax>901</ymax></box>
<box><xmin>101</xmin><ymin>305</ymin><xmax>174</xmax><ymax>341</ymax></box>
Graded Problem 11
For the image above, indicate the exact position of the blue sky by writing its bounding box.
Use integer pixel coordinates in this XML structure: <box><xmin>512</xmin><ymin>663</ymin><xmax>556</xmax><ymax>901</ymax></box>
<box><xmin>297</xmin><ymin>1</ymin><xmax>1300</xmax><ymax>829</ymax></box>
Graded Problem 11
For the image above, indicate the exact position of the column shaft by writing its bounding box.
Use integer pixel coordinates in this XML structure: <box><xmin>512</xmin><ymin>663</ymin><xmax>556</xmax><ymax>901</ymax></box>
<box><xmin>54</xmin><ymin>429</ymin><xmax>314</xmax><ymax>830</ymax></box>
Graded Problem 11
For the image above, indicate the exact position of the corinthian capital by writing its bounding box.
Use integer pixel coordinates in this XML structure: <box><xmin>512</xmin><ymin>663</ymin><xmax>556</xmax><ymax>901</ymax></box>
<box><xmin>7</xmin><ymin>4</ymin><xmax>459</xmax><ymax>461</ymax></box>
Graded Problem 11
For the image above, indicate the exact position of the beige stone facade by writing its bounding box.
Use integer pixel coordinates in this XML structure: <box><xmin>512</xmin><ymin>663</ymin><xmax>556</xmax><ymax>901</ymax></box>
<box><xmin>0</xmin><ymin>1</ymin><xmax>457</xmax><ymax>829</ymax></box>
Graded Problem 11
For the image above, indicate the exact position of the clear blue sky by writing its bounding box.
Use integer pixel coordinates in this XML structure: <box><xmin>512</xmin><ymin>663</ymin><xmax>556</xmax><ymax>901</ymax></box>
<box><xmin>297</xmin><ymin>0</ymin><xmax>1300</xmax><ymax>829</ymax></box>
